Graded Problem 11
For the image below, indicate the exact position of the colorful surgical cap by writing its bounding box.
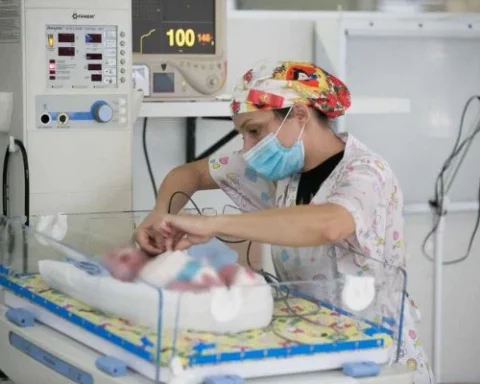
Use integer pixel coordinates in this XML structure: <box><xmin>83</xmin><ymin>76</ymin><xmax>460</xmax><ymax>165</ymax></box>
<box><xmin>230</xmin><ymin>61</ymin><xmax>351</xmax><ymax>119</ymax></box>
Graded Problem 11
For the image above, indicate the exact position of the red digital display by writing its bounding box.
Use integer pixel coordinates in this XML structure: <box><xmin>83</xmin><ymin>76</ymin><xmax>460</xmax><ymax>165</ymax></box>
<box><xmin>88</xmin><ymin>64</ymin><xmax>102</xmax><ymax>71</ymax></box>
<box><xmin>58</xmin><ymin>33</ymin><xmax>75</xmax><ymax>43</ymax></box>
<box><xmin>91</xmin><ymin>74</ymin><xmax>102</xmax><ymax>82</ymax></box>
<box><xmin>86</xmin><ymin>53</ymin><xmax>102</xmax><ymax>60</ymax></box>
<box><xmin>85</xmin><ymin>34</ymin><xmax>102</xmax><ymax>43</ymax></box>
<box><xmin>58</xmin><ymin>47</ymin><xmax>75</xmax><ymax>56</ymax></box>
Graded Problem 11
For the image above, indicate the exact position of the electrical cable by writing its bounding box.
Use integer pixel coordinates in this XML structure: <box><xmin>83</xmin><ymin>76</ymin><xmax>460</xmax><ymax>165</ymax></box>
<box><xmin>422</xmin><ymin>96</ymin><xmax>480</xmax><ymax>265</ymax></box>
<box><xmin>2</xmin><ymin>139</ymin><xmax>30</xmax><ymax>273</ymax></box>
<box><xmin>165</xmin><ymin>193</ymin><xmax>398</xmax><ymax>348</ymax></box>
<box><xmin>1</xmin><ymin>140</ymin><xmax>31</xmax><ymax>222</ymax></box>
<box><xmin>142</xmin><ymin>117</ymin><xmax>158</xmax><ymax>200</ymax></box>
<box><xmin>167</xmin><ymin>191</ymin><xmax>245</xmax><ymax>245</ymax></box>
<box><xmin>2</xmin><ymin>146</ymin><xmax>10</xmax><ymax>217</ymax></box>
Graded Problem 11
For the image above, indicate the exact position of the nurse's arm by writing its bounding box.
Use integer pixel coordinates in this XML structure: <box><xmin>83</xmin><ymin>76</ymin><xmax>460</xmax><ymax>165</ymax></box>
<box><xmin>154</xmin><ymin>157</ymin><xmax>218</xmax><ymax>214</ymax></box>
<box><xmin>212</xmin><ymin>203</ymin><xmax>355</xmax><ymax>247</ymax></box>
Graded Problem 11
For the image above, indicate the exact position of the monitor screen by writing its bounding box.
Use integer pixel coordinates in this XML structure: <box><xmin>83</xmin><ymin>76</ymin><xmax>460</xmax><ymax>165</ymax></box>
<box><xmin>132</xmin><ymin>0</ymin><xmax>216</xmax><ymax>55</ymax></box>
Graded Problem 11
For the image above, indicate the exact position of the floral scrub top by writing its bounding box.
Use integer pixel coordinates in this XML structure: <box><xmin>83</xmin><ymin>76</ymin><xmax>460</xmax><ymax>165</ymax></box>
<box><xmin>209</xmin><ymin>132</ymin><xmax>434</xmax><ymax>384</ymax></box>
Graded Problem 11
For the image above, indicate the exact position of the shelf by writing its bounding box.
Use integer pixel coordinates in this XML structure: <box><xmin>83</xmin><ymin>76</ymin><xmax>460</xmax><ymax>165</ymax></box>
<box><xmin>140</xmin><ymin>100</ymin><xmax>231</xmax><ymax>118</ymax></box>
<box><xmin>139</xmin><ymin>97</ymin><xmax>411</xmax><ymax>118</ymax></box>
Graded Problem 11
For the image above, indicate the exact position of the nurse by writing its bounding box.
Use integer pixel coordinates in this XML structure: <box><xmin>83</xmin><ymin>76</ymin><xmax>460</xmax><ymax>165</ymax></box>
<box><xmin>136</xmin><ymin>60</ymin><xmax>434</xmax><ymax>383</ymax></box>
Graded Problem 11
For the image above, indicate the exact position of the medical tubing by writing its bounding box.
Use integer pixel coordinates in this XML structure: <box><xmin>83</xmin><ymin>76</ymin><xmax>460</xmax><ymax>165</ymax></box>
<box><xmin>142</xmin><ymin>117</ymin><xmax>158</xmax><ymax>200</ymax></box>
<box><xmin>2</xmin><ymin>139</ymin><xmax>30</xmax><ymax>226</ymax></box>
<box><xmin>168</xmin><ymin>193</ymin><xmax>406</xmax><ymax>362</ymax></box>
<box><xmin>444</xmin><ymin>96</ymin><xmax>479</xmax><ymax>186</ymax></box>
<box><xmin>167</xmin><ymin>190</ymin><xmax>245</xmax><ymax>244</ymax></box>
<box><xmin>2</xmin><ymin>146</ymin><xmax>9</xmax><ymax>217</ymax></box>
<box><xmin>422</xmin><ymin>96</ymin><xmax>480</xmax><ymax>265</ymax></box>
<box><xmin>433</xmin><ymin>97</ymin><xmax>480</xmax><ymax>210</ymax></box>
<box><xmin>2</xmin><ymin>139</ymin><xmax>29</xmax><ymax>273</ymax></box>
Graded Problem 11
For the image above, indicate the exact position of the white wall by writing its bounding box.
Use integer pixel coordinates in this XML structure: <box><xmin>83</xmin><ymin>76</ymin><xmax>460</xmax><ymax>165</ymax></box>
<box><xmin>132</xmin><ymin>11</ymin><xmax>480</xmax><ymax>383</ymax></box>
<box><xmin>405</xmin><ymin>213</ymin><xmax>480</xmax><ymax>383</ymax></box>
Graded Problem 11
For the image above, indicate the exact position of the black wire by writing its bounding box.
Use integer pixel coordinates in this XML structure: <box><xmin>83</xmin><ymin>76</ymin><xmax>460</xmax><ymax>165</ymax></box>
<box><xmin>167</xmin><ymin>191</ymin><xmax>244</xmax><ymax>244</ymax></box>
<box><xmin>167</xmin><ymin>193</ymin><xmax>345</xmax><ymax>327</ymax></box>
<box><xmin>2</xmin><ymin>146</ymin><xmax>10</xmax><ymax>217</ymax></box>
<box><xmin>15</xmin><ymin>140</ymin><xmax>30</xmax><ymax>227</ymax></box>
<box><xmin>1</xmin><ymin>141</ymin><xmax>30</xmax><ymax>220</ymax></box>
<box><xmin>167</xmin><ymin>191</ymin><xmax>282</xmax><ymax>285</ymax></box>
<box><xmin>422</xmin><ymin>96</ymin><xmax>480</xmax><ymax>265</ymax></box>
<box><xmin>142</xmin><ymin>117</ymin><xmax>158</xmax><ymax>200</ymax></box>
<box><xmin>2</xmin><ymin>139</ymin><xmax>30</xmax><ymax>273</ymax></box>
<box><xmin>167</xmin><ymin>192</ymin><xmax>335</xmax><ymax>334</ymax></box>
<box><xmin>165</xmin><ymin>193</ymin><xmax>403</xmax><ymax>356</ymax></box>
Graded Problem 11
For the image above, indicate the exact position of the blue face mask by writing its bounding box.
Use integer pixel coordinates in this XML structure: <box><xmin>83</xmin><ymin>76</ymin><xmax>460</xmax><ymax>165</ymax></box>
<box><xmin>242</xmin><ymin>108</ymin><xmax>306</xmax><ymax>181</ymax></box>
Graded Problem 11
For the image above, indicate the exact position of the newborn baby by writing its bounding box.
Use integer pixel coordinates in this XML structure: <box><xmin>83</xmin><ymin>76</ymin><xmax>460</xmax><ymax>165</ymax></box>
<box><xmin>101</xmin><ymin>238</ymin><xmax>257</xmax><ymax>291</ymax></box>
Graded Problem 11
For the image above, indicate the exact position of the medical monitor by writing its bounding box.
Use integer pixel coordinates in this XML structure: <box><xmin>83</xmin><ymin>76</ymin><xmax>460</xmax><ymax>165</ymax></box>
<box><xmin>132</xmin><ymin>0</ymin><xmax>227</xmax><ymax>101</ymax></box>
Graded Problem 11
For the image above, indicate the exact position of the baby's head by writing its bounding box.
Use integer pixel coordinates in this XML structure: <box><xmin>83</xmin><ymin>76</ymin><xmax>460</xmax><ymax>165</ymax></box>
<box><xmin>101</xmin><ymin>247</ymin><xmax>149</xmax><ymax>282</ymax></box>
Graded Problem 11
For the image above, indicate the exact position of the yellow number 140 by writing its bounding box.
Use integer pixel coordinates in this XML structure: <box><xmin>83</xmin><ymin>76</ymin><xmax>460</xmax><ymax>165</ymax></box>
<box><xmin>166</xmin><ymin>28</ymin><xmax>195</xmax><ymax>47</ymax></box>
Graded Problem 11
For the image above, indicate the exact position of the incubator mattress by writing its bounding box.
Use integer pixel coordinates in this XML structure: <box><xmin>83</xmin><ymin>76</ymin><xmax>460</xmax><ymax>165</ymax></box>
<box><xmin>0</xmin><ymin>266</ymin><xmax>395</xmax><ymax>381</ymax></box>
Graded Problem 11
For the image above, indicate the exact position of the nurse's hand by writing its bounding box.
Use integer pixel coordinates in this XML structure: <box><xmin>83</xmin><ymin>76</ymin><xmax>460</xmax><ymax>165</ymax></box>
<box><xmin>135</xmin><ymin>210</ymin><xmax>186</xmax><ymax>255</ymax></box>
<box><xmin>156</xmin><ymin>214</ymin><xmax>215</xmax><ymax>251</ymax></box>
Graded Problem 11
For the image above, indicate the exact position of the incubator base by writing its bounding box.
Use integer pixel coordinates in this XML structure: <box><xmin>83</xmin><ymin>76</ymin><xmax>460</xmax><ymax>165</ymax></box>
<box><xmin>2</xmin><ymin>290</ymin><xmax>391</xmax><ymax>382</ymax></box>
<box><xmin>0</xmin><ymin>305</ymin><xmax>412</xmax><ymax>384</ymax></box>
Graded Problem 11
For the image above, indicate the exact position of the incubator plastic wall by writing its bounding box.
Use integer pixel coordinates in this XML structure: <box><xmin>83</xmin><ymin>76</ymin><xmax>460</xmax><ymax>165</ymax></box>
<box><xmin>0</xmin><ymin>212</ymin><xmax>406</xmax><ymax>382</ymax></box>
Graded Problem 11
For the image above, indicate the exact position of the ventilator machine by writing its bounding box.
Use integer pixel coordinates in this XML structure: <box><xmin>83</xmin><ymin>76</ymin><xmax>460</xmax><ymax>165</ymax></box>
<box><xmin>0</xmin><ymin>1</ymin><xmax>411</xmax><ymax>383</ymax></box>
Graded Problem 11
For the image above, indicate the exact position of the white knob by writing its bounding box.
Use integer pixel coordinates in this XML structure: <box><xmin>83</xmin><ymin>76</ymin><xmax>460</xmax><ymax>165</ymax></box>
<box><xmin>92</xmin><ymin>101</ymin><xmax>113</xmax><ymax>123</ymax></box>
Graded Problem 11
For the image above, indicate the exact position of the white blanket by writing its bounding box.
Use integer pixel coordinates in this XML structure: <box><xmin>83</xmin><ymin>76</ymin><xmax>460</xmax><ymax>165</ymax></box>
<box><xmin>38</xmin><ymin>259</ymin><xmax>274</xmax><ymax>334</ymax></box>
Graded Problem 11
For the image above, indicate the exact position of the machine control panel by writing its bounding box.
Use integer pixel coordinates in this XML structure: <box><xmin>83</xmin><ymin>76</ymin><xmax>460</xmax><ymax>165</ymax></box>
<box><xmin>46</xmin><ymin>25</ymin><xmax>124</xmax><ymax>89</ymax></box>
<box><xmin>36</xmin><ymin>95</ymin><xmax>128</xmax><ymax>129</ymax></box>
<box><xmin>133</xmin><ymin>59</ymin><xmax>226</xmax><ymax>99</ymax></box>
<box><xmin>132</xmin><ymin>0</ymin><xmax>227</xmax><ymax>100</ymax></box>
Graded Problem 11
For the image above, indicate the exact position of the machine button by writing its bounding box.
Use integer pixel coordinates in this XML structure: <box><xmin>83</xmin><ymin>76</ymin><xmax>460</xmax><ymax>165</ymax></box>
<box><xmin>207</xmin><ymin>75</ymin><xmax>219</xmax><ymax>88</ymax></box>
<box><xmin>91</xmin><ymin>101</ymin><xmax>113</xmax><ymax>123</ymax></box>
<box><xmin>120</xmin><ymin>50</ymin><xmax>125</xmax><ymax>55</ymax></box>
<box><xmin>119</xmin><ymin>98</ymin><xmax>126</xmax><ymax>106</ymax></box>
<box><xmin>120</xmin><ymin>31</ymin><xmax>125</xmax><ymax>38</ymax></box>
<box><xmin>120</xmin><ymin>41</ymin><xmax>125</xmax><ymax>46</ymax></box>
<box><xmin>119</xmin><ymin>108</ymin><xmax>126</xmax><ymax>115</ymax></box>
<box><xmin>120</xmin><ymin>117</ymin><xmax>127</xmax><ymax>124</ymax></box>
<box><xmin>120</xmin><ymin>77</ymin><xmax>125</xmax><ymax>83</ymax></box>
<box><xmin>120</xmin><ymin>59</ymin><xmax>126</xmax><ymax>65</ymax></box>
<box><xmin>120</xmin><ymin>68</ymin><xmax>126</xmax><ymax>74</ymax></box>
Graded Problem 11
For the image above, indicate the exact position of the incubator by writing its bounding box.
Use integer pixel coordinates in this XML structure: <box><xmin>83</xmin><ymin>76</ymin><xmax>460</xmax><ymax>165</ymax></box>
<box><xmin>0</xmin><ymin>212</ymin><xmax>411</xmax><ymax>383</ymax></box>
